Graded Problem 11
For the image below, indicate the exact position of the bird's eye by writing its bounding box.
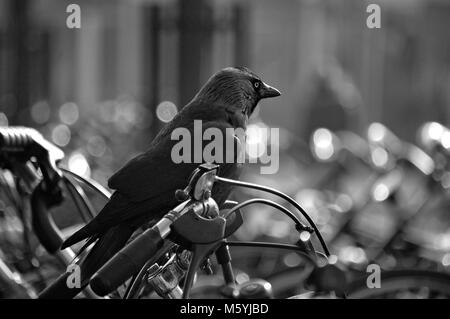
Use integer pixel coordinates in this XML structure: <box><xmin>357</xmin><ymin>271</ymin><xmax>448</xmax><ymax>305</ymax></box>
<box><xmin>253</xmin><ymin>81</ymin><xmax>260</xmax><ymax>89</ymax></box>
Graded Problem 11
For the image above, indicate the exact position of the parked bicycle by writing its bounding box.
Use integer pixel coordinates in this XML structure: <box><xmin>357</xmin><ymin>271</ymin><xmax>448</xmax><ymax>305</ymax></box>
<box><xmin>2</xmin><ymin>126</ymin><xmax>450</xmax><ymax>299</ymax></box>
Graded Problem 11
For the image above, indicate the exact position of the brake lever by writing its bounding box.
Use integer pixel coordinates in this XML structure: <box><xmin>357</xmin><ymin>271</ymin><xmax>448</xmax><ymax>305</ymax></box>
<box><xmin>170</xmin><ymin>202</ymin><xmax>243</xmax><ymax>298</ymax></box>
<box><xmin>221</xmin><ymin>200</ymin><xmax>244</xmax><ymax>238</ymax></box>
<box><xmin>169</xmin><ymin>164</ymin><xmax>248</xmax><ymax>298</ymax></box>
<box><xmin>175</xmin><ymin>163</ymin><xmax>219</xmax><ymax>202</ymax></box>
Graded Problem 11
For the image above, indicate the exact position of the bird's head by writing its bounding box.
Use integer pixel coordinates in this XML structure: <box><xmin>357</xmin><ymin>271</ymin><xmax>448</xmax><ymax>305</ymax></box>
<box><xmin>194</xmin><ymin>67</ymin><xmax>281</xmax><ymax>117</ymax></box>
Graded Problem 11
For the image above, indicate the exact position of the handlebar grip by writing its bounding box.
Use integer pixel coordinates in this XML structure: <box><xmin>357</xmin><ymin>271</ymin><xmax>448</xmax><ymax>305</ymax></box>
<box><xmin>31</xmin><ymin>185</ymin><xmax>64</xmax><ymax>254</ymax></box>
<box><xmin>0</xmin><ymin>127</ymin><xmax>37</xmax><ymax>152</ymax></box>
<box><xmin>90</xmin><ymin>227</ymin><xmax>164</xmax><ymax>296</ymax></box>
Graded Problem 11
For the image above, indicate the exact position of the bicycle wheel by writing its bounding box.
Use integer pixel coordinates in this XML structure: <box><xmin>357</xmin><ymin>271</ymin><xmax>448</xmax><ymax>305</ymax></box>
<box><xmin>347</xmin><ymin>269</ymin><xmax>450</xmax><ymax>299</ymax></box>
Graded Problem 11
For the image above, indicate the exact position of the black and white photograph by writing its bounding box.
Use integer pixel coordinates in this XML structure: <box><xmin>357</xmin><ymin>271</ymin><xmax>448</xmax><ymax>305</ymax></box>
<box><xmin>1</xmin><ymin>0</ymin><xmax>450</xmax><ymax>307</ymax></box>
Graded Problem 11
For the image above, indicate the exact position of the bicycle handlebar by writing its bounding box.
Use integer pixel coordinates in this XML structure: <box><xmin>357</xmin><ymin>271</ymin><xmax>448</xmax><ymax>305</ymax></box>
<box><xmin>90</xmin><ymin>200</ymin><xmax>193</xmax><ymax>296</ymax></box>
<box><xmin>0</xmin><ymin>127</ymin><xmax>36</xmax><ymax>152</ymax></box>
<box><xmin>0</xmin><ymin>126</ymin><xmax>64</xmax><ymax>166</ymax></box>
<box><xmin>30</xmin><ymin>185</ymin><xmax>65</xmax><ymax>254</ymax></box>
<box><xmin>90</xmin><ymin>227</ymin><xmax>165</xmax><ymax>296</ymax></box>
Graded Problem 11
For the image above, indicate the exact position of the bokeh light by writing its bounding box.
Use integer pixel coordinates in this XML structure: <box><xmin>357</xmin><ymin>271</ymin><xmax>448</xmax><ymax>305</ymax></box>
<box><xmin>441</xmin><ymin>172</ymin><xmax>450</xmax><ymax>189</ymax></box>
<box><xmin>371</xmin><ymin>146</ymin><xmax>389</xmax><ymax>167</ymax></box>
<box><xmin>299</xmin><ymin>231</ymin><xmax>311</xmax><ymax>242</ymax></box>
<box><xmin>312</xmin><ymin>128</ymin><xmax>335</xmax><ymax>161</ymax></box>
<box><xmin>427</xmin><ymin>122</ymin><xmax>444</xmax><ymax>141</ymax></box>
<box><xmin>156</xmin><ymin>101</ymin><xmax>178</xmax><ymax>123</ymax></box>
<box><xmin>339</xmin><ymin>246</ymin><xmax>367</xmax><ymax>265</ymax></box>
<box><xmin>335</xmin><ymin>193</ymin><xmax>353</xmax><ymax>212</ymax></box>
<box><xmin>51</xmin><ymin>124</ymin><xmax>71</xmax><ymax>147</ymax></box>
<box><xmin>30</xmin><ymin>100</ymin><xmax>51</xmax><ymax>124</ymax></box>
<box><xmin>87</xmin><ymin>135</ymin><xmax>107</xmax><ymax>157</ymax></box>
<box><xmin>418</xmin><ymin>122</ymin><xmax>445</xmax><ymax>149</ymax></box>
<box><xmin>368</xmin><ymin>122</ymin><xmax>386</xmax><ymax>143</ymax></box>
<box><xmin>283</xmin><ymin>252</ymin><xmax>302</xmax><ymax>267</ymax></box>
<box><xmin>373</xmin><ymin>183</ymin><xmax>390</xmax><ymax>202</ymax></box>
<box><xmin>328</xmin><ymin>255</ymin><xmax>338</xmax><ymax>265</ymax></box>
<box><xmin>59</xmin><ymin>102</ymin><xmax>79</xmax><ymax>125</ymax></box>
<box><xmin>235</xmin><ymin>272</ymin><xmax>250</xmax><ymax>285</ymax></box>
<box><xmin>442</xmin><ymin>253</ymin><xmax>450</xmax><ymax>267</ymax></box>
<box><xmin>68</xmin><ymin>152</ymin><xmax>91</xmax><ymax>178</ymax></box>
<box><xmin>441</xmin><ymin>130</ymin><xmax>450</xmax><ymax>149</ymax></box>
<box><xmin>246</xmin><ymin>123</ymin><xmax>268</xmax><ymax>159</ymax></box>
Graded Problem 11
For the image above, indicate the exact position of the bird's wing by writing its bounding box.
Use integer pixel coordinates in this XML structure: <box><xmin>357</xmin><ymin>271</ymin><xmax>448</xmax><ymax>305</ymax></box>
<box><xmin>62</xmin><ymin>120</ymin><xmax>244</xmax><ymax>248</ymax></box>
<box><xmin>108</xmin><ymin>120</ymin><xmax>243</xmax><ymax>203</ymax></box>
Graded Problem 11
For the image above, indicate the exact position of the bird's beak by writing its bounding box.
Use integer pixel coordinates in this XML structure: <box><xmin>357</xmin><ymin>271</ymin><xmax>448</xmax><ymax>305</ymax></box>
<box><xmin>259</xmin><ymin>82</ymin><xmax>281</xmax><ymax>99</ymax></box>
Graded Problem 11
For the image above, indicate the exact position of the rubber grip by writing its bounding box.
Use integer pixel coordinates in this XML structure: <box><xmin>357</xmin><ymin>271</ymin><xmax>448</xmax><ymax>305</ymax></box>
<box><xmin>89</xmin><ymin>227</ymin><xmax>164</xmax><ymax>296</ymax></box>
<box><xmin>0</xmin><ymin>127</ymin><xmax>37</xmax><ymax>151</ymax></box>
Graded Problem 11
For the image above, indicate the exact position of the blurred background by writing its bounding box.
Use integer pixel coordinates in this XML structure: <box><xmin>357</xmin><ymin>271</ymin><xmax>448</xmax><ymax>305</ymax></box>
<box><xmin>1</xmin><ymin>0</ymin><xmax>450</xmax><ymax>298</ymax></box>
<box><xmin>1</xmin><ymin>0</ymin><xmax>450</xmax><ymax>183</ymax></box>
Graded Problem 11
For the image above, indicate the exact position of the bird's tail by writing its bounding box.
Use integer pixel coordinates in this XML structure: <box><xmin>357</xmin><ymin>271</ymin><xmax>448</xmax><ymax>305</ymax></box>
<box><xmin>60</xmin><ymin>220</ymin><xmax>99</xmax><ymax>250</ymax></box>
<box><xmin>39</xmin><ymin>224</ymin><xmax>136</xmax><ymax>299</ymax></box>
<box><xmin>61</xmin><ymin>192</ymin><xmax>130</xmax><ymax>250</ymax></box>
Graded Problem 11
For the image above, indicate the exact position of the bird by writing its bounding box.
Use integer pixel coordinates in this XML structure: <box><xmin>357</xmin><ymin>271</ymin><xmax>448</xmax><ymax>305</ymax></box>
<box><xmin>40</xmin><ymin>66</ymin><xmax>280</xmax><ymax>298</ymax></box>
